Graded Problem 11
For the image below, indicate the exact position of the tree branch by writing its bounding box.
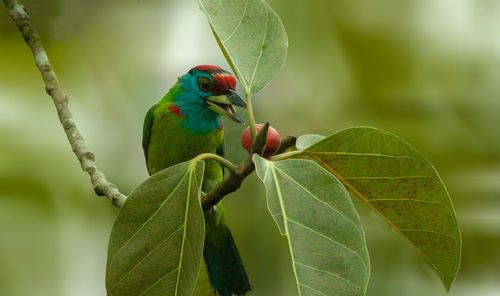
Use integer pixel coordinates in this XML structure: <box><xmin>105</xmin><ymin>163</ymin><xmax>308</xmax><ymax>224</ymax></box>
<box><xmin>3</xmin><ymin>0</ymin><xmax>127</xmax><ymax>208</ymax></box>
<box><xmin>202</xmin><ymin>156</ymin><xmax>255</xmax><ymax>212</ymax></box>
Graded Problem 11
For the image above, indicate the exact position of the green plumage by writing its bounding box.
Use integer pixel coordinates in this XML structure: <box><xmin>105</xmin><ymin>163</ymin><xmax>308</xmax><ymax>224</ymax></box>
<box><xmin>142</xmin><ymin>71</ymin><xmax>251</xmax><ymax>295</ymax></box>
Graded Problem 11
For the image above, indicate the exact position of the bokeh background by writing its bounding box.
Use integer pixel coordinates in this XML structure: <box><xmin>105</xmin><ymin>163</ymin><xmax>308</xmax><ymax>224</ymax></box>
<box><xmin>1</xmin><ymin>0</ymin><xmax>499</xmax><ymax>295</ymax></box>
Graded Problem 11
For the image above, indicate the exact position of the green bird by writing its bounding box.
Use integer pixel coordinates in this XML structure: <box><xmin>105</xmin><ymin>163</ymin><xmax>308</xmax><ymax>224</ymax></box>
<box><xmin>142</xmin><ymin>65</ymin><xmax>252</xmax><ymax>296</ymax></box>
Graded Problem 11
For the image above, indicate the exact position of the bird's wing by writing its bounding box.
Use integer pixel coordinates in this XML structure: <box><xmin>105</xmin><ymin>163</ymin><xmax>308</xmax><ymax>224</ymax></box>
<box><xmin>213</xmin><ymin>135</ymin><xmax>227</xmax><ymax>223</ymax></box>
<box><xmin>216</xmin><ymin>138</ymin><xmax>225</xmax><ymax>159</ymax></box>
<box><xmin>142</xmin><ymin>104</ymin><xmax>158</xmax><ymax>167</ymax></box>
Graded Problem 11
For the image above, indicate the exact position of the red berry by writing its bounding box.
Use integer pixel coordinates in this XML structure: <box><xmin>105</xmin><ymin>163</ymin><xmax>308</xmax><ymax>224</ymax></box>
<box><xmin>241</xmin><ymin>124</ymin><xmax>281</xmax><ymax>157</ymax></box>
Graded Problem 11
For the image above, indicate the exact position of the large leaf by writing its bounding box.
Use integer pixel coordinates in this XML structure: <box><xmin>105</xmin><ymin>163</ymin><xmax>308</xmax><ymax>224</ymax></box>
<box><xmin>254</xmin><ymin>155</ymin><xmax>370</xmax><ymax>296</ymax></box>
<box><xmin>106</xmin><ymin>160</ymin><xmax>205</xmax><ymax>296</ymax></box>
<box><xmin>198</xmin><ymin>0</ymin><xmax>288</xmax><ymax>95</ymax></box>
<box><xmin>296</xmin><ymin>127</ymin><xmax>461</xmax><ymax>291</ymax></box>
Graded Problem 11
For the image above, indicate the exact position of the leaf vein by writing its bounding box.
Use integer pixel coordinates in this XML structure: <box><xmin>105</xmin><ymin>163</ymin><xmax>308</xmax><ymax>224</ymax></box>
<box><xmin>121</xmin><ymin>203</ymin><xmax>162</xmax><ymax>210</ymax></box>
<box><xmin>221</xmin><ymin>0</ymin><xmax>249</xmax><ymax>43</ymax></box>
<box><xmin>262</xmin><ymin>164</ymin><xmax>270</xmax><ymax>182</ymax></box>
<box><xmin>399</xmin><ymin>229</ymin><xmax>459</xmax><ymax>244</ymax></box>
<box><xmin>295</xmin><ymin>262</ymin><xmax>361</xmax><ymax>291</ymax></box>
<box><xmin>368</xmin><ymin>198</ymin><xmax>448</xmax><ymax>208</ymax></box>
<box><xmin>286</xmin><ymin>218</ymin><xmax>368</xmax><ymax>270</ymax></box>
<box><xmin>343</xmin><ymin>132</ymin><xmax>378</xmax><ymax>152</ymax></box>
<box><xmin>379</xmin><ymin>139</ymin><xmax>397</xmax><ymax>153</ymax></box>
<box><xmin>300</xmin><ymin>283</ymin><xmax>328</xmax><ymax>296</ymax></box>
<box><xmin>208</xmin><ymin>0</ymin><xmax>223</xmax><ymax>16</ymax></box>
<box><xmin>306</xmin><ymin>151</ymin><xmax>423</xmax><ymax>161</ymax></box>
<box><xmin>342</xmin><ymin>175</ymin><xmax>431</xmax><ymax>180</ymax></box>
<box><xmin>137</xmin><ymin>267</ymin><xmax>179</xmax><ymax>296</ymax></box>
<box><xmin>248</xmin><ymin>10</ymin><xmax>269</xmax><ymax>90</ymax></box>
<box><xmin>275</xmin><ymin>166</ymin><xmax>361</xmax><ymax>232</ymax></box>
<box><xmin>112</xmin><ymin>225</ymin><xmax>184</xmax><ymax>288</ymax></box>
<box><xmin>391</xmin><ymin>215</ymin><xmax>437</xmax><ymax>224</ymax></box>
<box><xmin>185</xmin><ymin>235</ymin><xmax>194</xmax><ymax>259</ymax></box>
<box><xmin>110</xmin><ymin>170</ymin><xmax>190</xmax><ymax>266</ymax></box>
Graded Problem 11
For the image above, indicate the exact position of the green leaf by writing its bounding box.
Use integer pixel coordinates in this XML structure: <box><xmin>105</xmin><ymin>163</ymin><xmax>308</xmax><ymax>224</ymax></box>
<box><xmin>254</xmin><ymin>155</ymin><xmax>370</xmax><ymax>296</ymax></box>
<box><xmin>296</xmin><ymin>134</ymin><xmax>326</xmax><ymax>150</ymax></box>
<box><xmin>298</xmin><ymin>127</ymin><xmax>461</xmax><ymax>291</ymax></box>
<box><xmin>198</xmin><ymin>0</ymin><xmax>288</xmax><ymax>95</ymax></box>
<box><xmin>106</xmin><ymin>160</ymin><xmax>205</xmax><ymax>296</ymax></box>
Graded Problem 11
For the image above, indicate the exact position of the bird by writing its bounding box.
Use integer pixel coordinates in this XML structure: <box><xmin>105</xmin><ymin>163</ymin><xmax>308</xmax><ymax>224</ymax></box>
<box><xmin>142</xmin><ymin>65</ymin><xmax>252</xmax><ymax>296</ymax></box>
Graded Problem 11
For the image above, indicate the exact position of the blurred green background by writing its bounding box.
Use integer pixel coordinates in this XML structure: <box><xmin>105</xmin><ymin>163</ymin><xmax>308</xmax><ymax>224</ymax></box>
<box><xmin>1</xmin><ymin>0</ymin><xmax>499</xmax><ymax>295</ymax></box>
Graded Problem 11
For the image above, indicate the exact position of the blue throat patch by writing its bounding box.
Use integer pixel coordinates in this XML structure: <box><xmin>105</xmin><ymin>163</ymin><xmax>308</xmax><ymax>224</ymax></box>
<box><xmin>176</xmin><ymin>100</ymin><xmax>222</xmax><ymax>134</ymax></box>
<box><xmin>172</xmin><ymin>74</ymin><xmax>222</xmax><ymax>134</ymax></box>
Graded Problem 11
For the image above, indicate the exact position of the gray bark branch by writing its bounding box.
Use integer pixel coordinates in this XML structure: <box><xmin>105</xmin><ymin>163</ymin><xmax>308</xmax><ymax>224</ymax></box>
<box><xmin>3</xmin><ymin>0</ymin><xmax>127</xmax><ymax>208</ymax></box>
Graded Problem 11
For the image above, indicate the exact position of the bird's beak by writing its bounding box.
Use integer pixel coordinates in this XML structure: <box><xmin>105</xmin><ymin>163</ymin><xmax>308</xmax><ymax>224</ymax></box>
<box><xmin>205</xmin><ymin>90</ymin><xmax>246</xmax><ymax>124</ymax></box>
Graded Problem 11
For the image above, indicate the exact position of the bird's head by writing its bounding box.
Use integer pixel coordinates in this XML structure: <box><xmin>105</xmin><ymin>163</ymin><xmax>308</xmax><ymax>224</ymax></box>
<box><xmin>177</xmin><ymin>65</ymin><xmax>246</xmax><ymax>124</ymax></box>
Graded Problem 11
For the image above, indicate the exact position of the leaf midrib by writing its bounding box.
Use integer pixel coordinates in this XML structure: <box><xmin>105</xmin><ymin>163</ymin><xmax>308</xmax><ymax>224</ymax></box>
<box><xmin>174</xmin><ymin>164</ymin><xmax>196</xmax><ymax>296</ymax></box>
<box><xmin>269</xmin><ymin>162</ymin><xmax>302</xmax><ymax>296</ymax></box>
<box><xmin>307</xmin><ymin>151</ymin><xmax>423</xmax><ymax>161</ymax></box>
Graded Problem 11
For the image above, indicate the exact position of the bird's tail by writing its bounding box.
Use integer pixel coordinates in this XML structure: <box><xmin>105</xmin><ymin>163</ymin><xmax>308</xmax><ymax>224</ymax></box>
<box><xmin>203</xmin><ymin>210</ymin><xmax>252</xmax><ymax>296</ymax></box>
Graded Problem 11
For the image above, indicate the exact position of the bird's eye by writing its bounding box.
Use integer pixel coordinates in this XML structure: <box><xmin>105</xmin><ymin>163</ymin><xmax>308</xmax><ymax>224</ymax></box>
<box><xmin>197</xmin><ymin>77</ymin><xmax>213</xmax><ymax>92</ymax></box>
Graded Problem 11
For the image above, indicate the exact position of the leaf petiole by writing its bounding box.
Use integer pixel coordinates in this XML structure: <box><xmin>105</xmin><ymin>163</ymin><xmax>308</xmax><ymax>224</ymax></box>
<box><xmin>246</xmin><ymin>92</ymin><xmax>257</xmax><ymax>140</ymax></box>
<box><xmin>269</xmin><ymin>150</ymin><xmax>303</xmax><ymax>161</ymax></box>
<box><xmin>193</xmin><ymin>153</ymin><xmax>238</xmax><ymax>175</ymax></box>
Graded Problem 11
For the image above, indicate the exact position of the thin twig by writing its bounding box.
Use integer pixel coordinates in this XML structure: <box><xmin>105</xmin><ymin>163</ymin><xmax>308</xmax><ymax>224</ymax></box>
<box><xmin>3</xmin><ymin>0</ymin><xmax>127</xmax><ymax>208</ymax></box>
